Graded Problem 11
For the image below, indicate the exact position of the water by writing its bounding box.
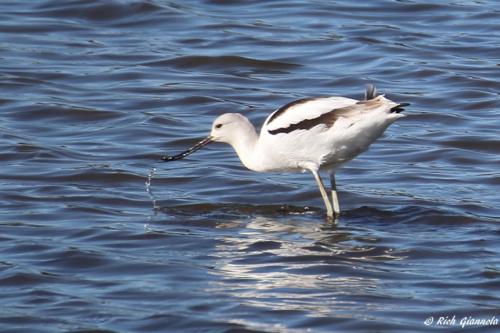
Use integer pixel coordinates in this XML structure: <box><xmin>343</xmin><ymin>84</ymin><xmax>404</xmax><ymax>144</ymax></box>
<box><xmin>1</xmin><ymin>1</ymin><xmax>499</xmax><ymax>332</ymax></box>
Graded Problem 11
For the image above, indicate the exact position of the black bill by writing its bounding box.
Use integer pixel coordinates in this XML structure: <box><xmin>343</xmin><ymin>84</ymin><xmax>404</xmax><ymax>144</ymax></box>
<box><xmin>161</xmin><ymin>136</ymin><xmax>213</xmax><ymax>162</ymax></box>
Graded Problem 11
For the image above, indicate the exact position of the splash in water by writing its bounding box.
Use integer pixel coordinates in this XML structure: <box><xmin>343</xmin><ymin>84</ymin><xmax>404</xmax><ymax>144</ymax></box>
<box><xmin>144</xmin><ymin>167</ymin><xmax>158</xmax><ymax>231</ymax></box>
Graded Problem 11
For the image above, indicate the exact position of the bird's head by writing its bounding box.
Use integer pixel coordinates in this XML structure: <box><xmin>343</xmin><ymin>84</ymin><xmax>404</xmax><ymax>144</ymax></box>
<box><xmin>209</xmin><ymin>113</ymin><xmax>250</xmax><ymax>144</ymax></box>
<box><xmin>161</xmin><ymin>113</ymin><xmax>254</xmax><ymax>162</ymax></box>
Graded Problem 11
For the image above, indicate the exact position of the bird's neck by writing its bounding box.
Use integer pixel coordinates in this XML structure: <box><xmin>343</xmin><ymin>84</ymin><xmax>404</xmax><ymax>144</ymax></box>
<box><xmin>229</xmin><ymin>123</ymin><xmax>262</xmax><ymax>171</ymax></box>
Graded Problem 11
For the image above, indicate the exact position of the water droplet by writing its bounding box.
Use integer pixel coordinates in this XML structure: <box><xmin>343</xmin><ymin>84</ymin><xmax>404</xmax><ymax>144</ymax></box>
<box><xmin>145</xmin><ymin>167</ymin><xmax>159</xmax><ymax>229</ymax></box>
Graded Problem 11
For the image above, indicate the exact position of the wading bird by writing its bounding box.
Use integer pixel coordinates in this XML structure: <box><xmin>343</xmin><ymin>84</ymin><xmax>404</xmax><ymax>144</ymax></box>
<box><xmin>162</xmin><ymin>85</ymin><xmax>408</xmax><ymax>220</ymax></box>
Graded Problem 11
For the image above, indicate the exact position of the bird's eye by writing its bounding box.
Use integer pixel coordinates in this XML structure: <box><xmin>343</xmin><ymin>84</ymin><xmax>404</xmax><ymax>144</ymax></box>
<box><xmin>215</xmin><ymin>123</ymin><xmax>223</xmax><ymax>129</ymax></box>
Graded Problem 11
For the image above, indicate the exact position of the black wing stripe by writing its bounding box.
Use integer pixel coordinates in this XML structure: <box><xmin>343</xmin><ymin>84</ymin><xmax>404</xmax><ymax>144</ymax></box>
<box><xmin>268</xmin><ymin>108</ymin><xmax>342</xmax><ymax>135</ymax></box>
<box><xmin>267</xmin><ymin>97</ymin><xmax>318</xmax><ymax>126</ymax></box>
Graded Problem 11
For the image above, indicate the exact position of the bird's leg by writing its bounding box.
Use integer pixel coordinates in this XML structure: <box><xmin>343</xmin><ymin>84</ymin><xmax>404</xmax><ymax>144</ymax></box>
<box><xmin>329</xmin><ymin>172</ymin><xmax>341</xmax><ymax>218</ymax></box>
<box><xmin>311</xmin><ymin>170</ymin><xmax>334</xmax><ymax>219</ymax></box>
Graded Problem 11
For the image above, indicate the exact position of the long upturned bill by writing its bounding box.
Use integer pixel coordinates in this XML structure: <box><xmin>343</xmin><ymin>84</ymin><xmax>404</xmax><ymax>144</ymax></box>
<box><xmin>161</xmin><ymin>136</ymin><xmax>213</xmax><ymax>162</ymax></box>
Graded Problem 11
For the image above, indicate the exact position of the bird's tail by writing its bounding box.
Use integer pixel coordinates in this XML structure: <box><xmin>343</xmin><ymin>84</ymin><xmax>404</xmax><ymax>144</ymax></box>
<box><xmin>365</xmin><ymin>84</ymin><xmax>409</xmax><ymax>113</ymax></box>
<box><xmin>390</xmin><ymin>102</ymin><xmax>410</xmax><ymax>113</ymax></box>
<box><xmin>365</xmin><ymin>84</ymin><xmax>377</xmax><ymax>100</ymax></box>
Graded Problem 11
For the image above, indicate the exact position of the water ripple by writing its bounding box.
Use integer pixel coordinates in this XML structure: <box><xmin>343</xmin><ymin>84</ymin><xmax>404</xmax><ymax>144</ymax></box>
<box><xmin>0</xmin><ymin>0</ymin><xmax>499</xmax><ymax>332</ymax></box>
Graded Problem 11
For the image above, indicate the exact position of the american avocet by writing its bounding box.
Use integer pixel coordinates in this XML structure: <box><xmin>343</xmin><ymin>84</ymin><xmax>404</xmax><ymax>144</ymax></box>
<box><xmin>162</xmin><ymin>85</ymin><xmax>408</xmax><ymax>220</ymax></box>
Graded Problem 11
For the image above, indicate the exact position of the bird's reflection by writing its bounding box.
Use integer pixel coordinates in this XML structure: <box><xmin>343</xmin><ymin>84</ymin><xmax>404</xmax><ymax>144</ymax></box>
<box><xmin>208</xmin><ymin>215</ymin><xmax>405</xmax><ymax>316</ymax></box>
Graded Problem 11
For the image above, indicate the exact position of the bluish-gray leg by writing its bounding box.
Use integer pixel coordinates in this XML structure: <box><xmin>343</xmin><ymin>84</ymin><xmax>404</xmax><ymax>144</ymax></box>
<box><xmin>329</xmin><ymin>172</ymin><xmax>340</xmax><ymax>217</ymax></box>
<box><xmin>311</xmin><ymin>169</ymin><xmax>334</xmax><ymax>219</ymax></box>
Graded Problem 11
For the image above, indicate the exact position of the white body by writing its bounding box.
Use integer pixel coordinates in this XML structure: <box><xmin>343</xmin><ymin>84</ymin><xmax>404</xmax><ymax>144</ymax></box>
<box><xmin>211</xmin><ymin>95</ymin><xmax>404</xmax><ymax>174</ymax></box>
<box><xmin>200</xmin><ymin>88</ymin><xmax>406</xmax><ymax>219</ymax></box>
